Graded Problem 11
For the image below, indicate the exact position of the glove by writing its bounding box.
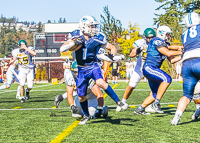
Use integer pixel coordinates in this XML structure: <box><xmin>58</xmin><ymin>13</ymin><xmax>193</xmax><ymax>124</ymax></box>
<box><xmin>136</xmin><ymin>48</ymin><xmax>142</xmax><ymax>55</ymax></box>
<box><xmin>71</xmin><ymin>105</ymin><xmax>78</xmax><ymax>113</ymax></box>
<box><xmin>108</xmin><ymin>52</ymin><xmax>114</xmax><ymax>61</ymax></box>
<box><xmin>74</xmin><ymin>38</ymin><xmax>83</xmax><ymax>46</ymax></box>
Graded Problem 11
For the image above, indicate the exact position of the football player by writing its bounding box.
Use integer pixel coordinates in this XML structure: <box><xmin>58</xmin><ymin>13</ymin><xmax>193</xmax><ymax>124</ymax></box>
<box><xmin>60</xmin><ymin>15</ymin><xmax>128</xmax><ymax>125</ymax></box>
<box><xmin>171</xmin><ymin>12</ymin><xmax>200</xmax><ymax>125</ymax></box>
<box><xmin>54</xmin><ymin>61</ymin><xmax>108</xmax><ymax>118</ymax></box>
<box><xmin>116</xmin><ymin>28</ymin><xmax>156</xmax><ymax>113</ymax></box>
<box><xmin>12</xmin><ymin>39</ymin><xmax>36</xmax><ymax>103</ymax></box>
<box><xmin>134</xmin><ymin>25</ymin><xmax>182</xmax><ymax>114</ymax></box>
<box><xmin>0</xmin><ymin>57</ymin><xmax>21</xmax><ymax>98</ymax></box>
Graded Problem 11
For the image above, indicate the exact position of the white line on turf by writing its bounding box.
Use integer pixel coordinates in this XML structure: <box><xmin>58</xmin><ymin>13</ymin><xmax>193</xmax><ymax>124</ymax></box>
<box><xmin>0</xmin><ymin>83</ymin><xmax>62</xmax><ymax>94</ymax></box>
<box><xmin>1</xmin><ymin>101</ymin><xmax>192</xmax><ymax>111</ymax></box>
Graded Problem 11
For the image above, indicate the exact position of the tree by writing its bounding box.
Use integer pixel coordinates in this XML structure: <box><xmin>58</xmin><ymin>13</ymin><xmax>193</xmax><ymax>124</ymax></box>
<box><xmin>58</xmin><ymin>18</ymin><xmax>62</xmax><ymax>23</ymax></box>
<box><xmin>154</xmin><ymin>0</ymin><xmax>184</xmax><ymax>42</ymax></box>
<box><xmin>100</xmin><ymin>6</ymin><xmax>122</xmax><ymax>43</ymax></box>
<box><xmin>47</xmin><ymin>20</ymin><xmax>51</xmax><ymax>23</ymax></box>
<box><xmin>63</xmin><ymin>18</ymin><xmax>66</xmax><ymax>23</ymax></box>
<box><xmin>36</xmin><ymin>22</ymin><xmax>43</xmax><ymax>33</ymax></box>
<box><xmin>117</xmin><ymin>23</ymin><xmax>141</xmax><ymax>58</ymax></box>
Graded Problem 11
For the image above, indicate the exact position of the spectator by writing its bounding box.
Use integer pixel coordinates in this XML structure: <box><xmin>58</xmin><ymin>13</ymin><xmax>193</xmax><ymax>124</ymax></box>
<box><xmin>110</xmin><ymin>61</ymin><xmax>120</xmax><ymax>84</ymax></box>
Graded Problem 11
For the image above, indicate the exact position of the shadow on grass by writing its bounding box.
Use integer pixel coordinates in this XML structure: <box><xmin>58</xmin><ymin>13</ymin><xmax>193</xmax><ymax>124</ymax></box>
<box><xmin>90</xmin><ymin>116</ymin><xmax>138</xmax><ymax>126</ymax></box>
<box><xmin>179</xmin><ymin>118</ymin><xmax>200</xmax><ymax>125</ymax></box>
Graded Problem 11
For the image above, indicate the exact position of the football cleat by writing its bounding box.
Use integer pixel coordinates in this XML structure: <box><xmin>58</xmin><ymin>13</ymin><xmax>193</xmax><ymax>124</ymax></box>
<box><xmin>54</xmin><ymin>95</ymin><xmax>63</xmax><ymax>108</ymax></box>
<box><xmin>145</xmin><ymin>104</ymin><xmax>156</xmax><ymax>113</ymax></box>
<box><xmin>118</xmin><ymin>101</ymin><xmax>129</xmax><ymax>111</ymax></box>
<box><xmin>20</xmin><ymin>97</ymin><xmax>25</xmax><ymax>103</ymax></box>
<box><xmin>116</xmin><ymin>106</ymin><xmax>122</xmax><ymax>112</ymax></box>
<box><xmin>78</xmin><ymin>115</ymin><xmax>91</xmax><ymax>125</ymax></box>
<box><xmin>72</xmin><ymin>113</ymin><xmax>82</xmax><ymax>118</ymax></box>
<box><xmin>152</xmin><ymin>102</ymin><xmax>164</xmax><ymax>113</ymax></box>
<box><xmin>191</xmin><ymin>108</ymin><xmax>200</xmax><ymax>120</ymax></box>
<box><xmin>94</xmin><ymin>109</ymin><xmax>102</xmax><ymax>118</ymax></box>
<box><xmin>102</xmin><ymin>106</ymin><xmax>108</xmax><ymax>118</ymax></box>
<box><xmin>171</xmin><ymin>116</ymin><xmax>181</xmax><ymax>125</ymax></box>
<box><xmin>134</xmin><ymin>108</ymin><xmax>151</xmax><ymax>115</ymax></box>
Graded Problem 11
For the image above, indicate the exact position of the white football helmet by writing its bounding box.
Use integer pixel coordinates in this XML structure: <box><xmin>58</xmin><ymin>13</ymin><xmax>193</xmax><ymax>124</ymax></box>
<box><xmin>79</xmin><ymin>15</ymin><xmax>100</xmax><ymax>36</ymax></box>
<box><xmin>157</xmin><ymin>25</ymin><xmax>173</xmax><ymax>41</ymax></box>
<box><xmin>185</xmin><ymin>12</ymin><xmax>200</xmax><ymax>28</ymax></box>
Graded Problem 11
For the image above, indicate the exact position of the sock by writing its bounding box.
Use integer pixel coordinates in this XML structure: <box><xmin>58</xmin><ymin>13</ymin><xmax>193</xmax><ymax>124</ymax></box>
<box><xmin>80</xmin><ymin>99</ymin><xmax>89</xmax><ymax>116</ymax></box>
<box><xmin>26</xmin><ymin>88</ymin><xmax>29</xmax><ymax>93</ymax></box>
<box><xmin>0</xmin><ymin>84</ymin><xmax>6</xmax><ymax>90</ymax></box>
<box><xmin>175</xmin><ymin>110</ymin><xmax>183</xmax><ymax>118</ymax></box>
<box><xmin>112</xmin><ymin>80</ymin><xmax>114</xmax><ymax>84</ymax></box>
<box><xmin>195</xmin><ymin>104</ymin><xmax>200</xmax><ymax>110</ymax></box>
<box><xmin>62</xmin><ymin>92</ymin><xmax>67</xmax><ymax>99</ymax></box>
<box><xmin>98</xmin><ymin>106</ymin><xmax>103</xmax><ymax>110</ymax></box>
<box><xmin>138</xmin><ymin>105</ymin><xmax>145</xmax><ymax>111</ymax></box>
<box><xmin>17</xmin><ymin>85</ymin><xmax>21</xmax><ymax>96</ymax></box>
<box><xmin>122</xmin><ymin>98</ymin><xmax>127</xmax><ymax>103</ymax></box>
<box><xmin>155</xmin><ymin>99</ymin><xmax>160</xmax><ymax>104</ymax></box>
<box><xmin>105</xmin><ymin>85</ymin><xmax>120</xmax><ymax>103</ymax></box>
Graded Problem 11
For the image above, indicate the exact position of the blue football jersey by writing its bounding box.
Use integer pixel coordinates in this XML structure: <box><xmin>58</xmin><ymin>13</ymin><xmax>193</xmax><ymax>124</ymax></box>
<box><xmin>181</xmin><ymin>24</ymin><xmax>200</xmax><ymax>53</ymax></box>
<box><xmin>144</xmin><ymin>37</ymin><xmax>168</xmax><ymax>68</ymax></box>
<box><xmin>68</xmin><ymin>30</ymin><xmax>107</xmax><ymax>66</ymax></box>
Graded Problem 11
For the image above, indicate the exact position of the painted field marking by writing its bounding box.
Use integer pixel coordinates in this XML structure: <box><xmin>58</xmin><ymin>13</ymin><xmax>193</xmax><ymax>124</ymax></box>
<box><xmin>50</xmin><ymin>120</ymin><xmax>80</xmax><ymax>143</ymax></box>
<box><xmin>50</xmin><ymin>84</ymin><xmax>119</xmax><ymax>143</ymax></box>
<box><xmin>103</xmin><ymin>84</ymin><xmax>119</xmax><ymax>98</ymax></box>
<box><xmin>13</xmin><ymin>107</ymin><xmax>20</xmax><ymax>109</ymax></box>
<box><xmin>168</xmin><ymin>104</ymin><xmax>175</xmax><ymax>107</ymax></box>
<box><xmin>129</xmin><ymin>105</ymin><xmax>136</xmax><ymax>108</ymax></box>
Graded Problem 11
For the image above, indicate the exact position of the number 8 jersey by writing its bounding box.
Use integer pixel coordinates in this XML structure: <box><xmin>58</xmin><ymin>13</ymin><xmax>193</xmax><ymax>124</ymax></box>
<box><xmin>12</xmin><ymin>47</ymin><xmax>35</xmax><ymax>69</ymax></box>
<box><xmin>181</xmin><ymin>24</ymin><xmax>200</xmax><ymax>61</ymax></box>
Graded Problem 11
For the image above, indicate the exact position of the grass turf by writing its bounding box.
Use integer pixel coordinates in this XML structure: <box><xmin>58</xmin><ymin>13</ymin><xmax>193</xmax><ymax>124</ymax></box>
<box><xmin>0</xmin><ymin>82</ymin><xmax>200</xmax><ymax>143</ymax></box>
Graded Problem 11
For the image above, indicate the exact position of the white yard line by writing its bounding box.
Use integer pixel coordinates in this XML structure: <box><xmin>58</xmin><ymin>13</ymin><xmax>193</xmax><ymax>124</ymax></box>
<box><xmin>0</xmin><ymin>83</ymin><xmax>62</xmax><ymax>94</ymax></box>
<box><xmin>0</xmin><ymin>101</ymin><xmax>193</xmax><ymax>111</ymax></box>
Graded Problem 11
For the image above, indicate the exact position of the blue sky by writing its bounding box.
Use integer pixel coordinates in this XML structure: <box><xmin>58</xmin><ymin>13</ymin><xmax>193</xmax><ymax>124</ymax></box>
<box><xmin>1</xmin><ymin>0</ymin><xmax>165</xmax><ymax>33</ymax></box>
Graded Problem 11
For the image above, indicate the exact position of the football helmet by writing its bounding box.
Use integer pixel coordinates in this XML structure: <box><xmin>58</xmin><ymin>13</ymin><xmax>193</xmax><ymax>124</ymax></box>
<box><xmin>79</xmin><ymin>15</ymin><xmax>100</xmax><ymax>36</ymax></box>
<box><xmin>185</xmin><ymin>12</ymin><xmax>200</xmax><ymax>28</ymax></box>
<box><xmin>143</xmin><ymin>28</ymin><xmax>156</xmax><ymax>38</ymax></box>
<box><xmin>18</xmin><ymin>39</ymin><xmax>27</xmax><ymax>46</ymax></box>
<box><xmin>71</xmin><ymin>61</ymin><xmax>78</xmax><ymax>72</ymax></box>
<box><xmin>157</xmin><ymin>25</ymin><xmax>173</xmax><ymax>41</ymax></box>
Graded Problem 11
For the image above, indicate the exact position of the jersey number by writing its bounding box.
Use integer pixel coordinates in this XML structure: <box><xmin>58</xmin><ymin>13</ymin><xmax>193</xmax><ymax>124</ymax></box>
<box><xmin>82</xmin><ymin>48</ymin><xmax>87</xmax><ymax>60</ymax></box>
<box><xmin>183</xmin><ymin>25</ymin><xmax>198</xmax><ymax>44</ymax></box>
<box><xmin>18</xmin><ymin>56</ymin><xmax>29</xmax><ymax>65</ymax></box>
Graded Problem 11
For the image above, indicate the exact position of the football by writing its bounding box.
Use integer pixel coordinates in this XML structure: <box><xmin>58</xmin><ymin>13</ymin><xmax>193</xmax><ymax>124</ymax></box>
<box><xmin>69</xmin><ymin>44</ymin><xmax>82</xmax><ymax>51</ymax></box>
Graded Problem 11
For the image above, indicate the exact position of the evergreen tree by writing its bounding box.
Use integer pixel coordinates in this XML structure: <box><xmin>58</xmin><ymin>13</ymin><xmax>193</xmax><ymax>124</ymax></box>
<box><xmin>58</xmin><ymin>18</ymin><xmax>62</xmax><ymax>23</ymax></box>
<box><xmin>63</xmin><ymin>18</ymin><xmax>66</xmax><ymax>23</ymax></box>
<box><xmin>36</xmin><ymin>22</ymin><xmax>43</xmax><ymax>33</ymax></box>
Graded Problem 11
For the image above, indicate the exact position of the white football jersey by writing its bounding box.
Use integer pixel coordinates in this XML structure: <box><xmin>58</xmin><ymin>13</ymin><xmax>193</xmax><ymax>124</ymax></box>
<box><xmin>125</xmin><ymin>62</ymin><xmax>134</xmax><ymax>71</ymax></box>
<box><xmin>63</xmin><ymin>61</ymin><xmax>71</xmax><ymax>73</ymax></box>
<box><xmin>12</xmin><ymin>46</ymin><xmax>35</xmax><ymax>69</ymax></box>
<box><xmin>132</xmin><ymin>39</ymin><xmax>148</xmax><ymax>73</ymax></box>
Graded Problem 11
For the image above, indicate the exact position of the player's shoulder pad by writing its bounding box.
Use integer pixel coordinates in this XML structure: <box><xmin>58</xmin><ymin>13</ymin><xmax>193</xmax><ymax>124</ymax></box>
<box><xmin>94</xmin><ymin>32</ymin><xmax>107</xmax><ymax>44</ymax></box>
<box><xmin>133</xmin><ymin>38</ymin><xmax>146</xmax><ymax>47</ymax></box>
<box><xmin>152</xmin><ymin>37</ymin><xmax>165</xmax><ymax>47</ymax></box>
<box><xmin>11</xmin><ymin>48</ymin><xmax>20</xmax><ymax>58</ymax></box>
<box><xmin>68</xmin><ymin>29</ymin><xmax>82</xmax><ymax>40</ymax></box>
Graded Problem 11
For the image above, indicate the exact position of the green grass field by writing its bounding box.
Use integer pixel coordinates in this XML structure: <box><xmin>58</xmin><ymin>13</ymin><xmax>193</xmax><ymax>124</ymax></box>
<box><xmin>0</xmin><ymin>82</ymin><xmax>200</xmax><ymax>143</ymax></box>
